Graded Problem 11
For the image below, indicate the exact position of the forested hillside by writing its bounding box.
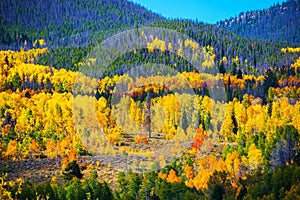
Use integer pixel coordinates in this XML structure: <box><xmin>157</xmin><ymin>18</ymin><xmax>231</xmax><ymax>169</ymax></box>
<box><xmin>1</xmin><ymin>0</ymin><xmax>299</xmax><ymax>73</ymax></box>
<box><xmin>1</xmin><ymin>0</ymin><xmax>300</xmax><ymax>199</ymax></box>
<box><xmin>33</xmin><ymin>19</ymin><xmax>299</xmax><ymax>75</ymax></box>
<box><xmin>1</xmin><ymin>45</ymin><xmax>300</xmax><ymax>200</ymax></box>
<box><xmin>0</xmin><ymin>0</ymin><xmax>163</xmax><ymax>49</ymax></box>
<box><xmin>218</xmin><ymin>0</ymin><xmax>300</xmax><ymax>43</ymax></box>
<box><xmin>148</xmin><ymin>20</ymin><xmax>295</xmax><ymax>72</ymax></box>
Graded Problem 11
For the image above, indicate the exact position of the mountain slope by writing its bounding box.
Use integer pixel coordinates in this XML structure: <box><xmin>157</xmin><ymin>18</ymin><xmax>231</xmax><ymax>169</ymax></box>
<box><xmin>0</xmin><ymin>0</ymin><xmax>298</xmax><ymax>74</ymax></box>
<box><xmin>35</xmin><ymin>19</ymin><xmax>295</xmax><ymax>74</ymax></box>
<box><xmin>149</xmin><ymin>20</ymin><xmax>297</xmax><ymax>75</ymax></box>
<box><xmin>0</xmin><ymin>0</ymin><xmax>164</xmax><ymax>49</ymax></box>
<box><xmin>217</xmin><ymin>0</ymin><xmax>300</xmax><ymax>44</ymax></box>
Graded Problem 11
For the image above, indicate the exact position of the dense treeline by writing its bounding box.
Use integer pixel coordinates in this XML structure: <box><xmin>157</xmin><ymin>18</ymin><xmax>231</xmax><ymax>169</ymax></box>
<box><xmin>35</xmin><ymin>46</ymin><xmax>88</xmax><ymax>71</ymax></box>
<box><xmin>1</xmin><ymin>48</ymin><xmax>300</xmax><ymax>178</ymax></box>
<box><xmin>34</xmin><ymin>20</ymin><xmax>298</xmax><ymax>76</ymax></box>
<box><xmin>0</xmin><ymin>0</ymin><xmax>163</xmax><ymax>49</ymax></box>
<box><xmin>35</xmin><ymin>20</ymin><xmax>298</xmax><ymax>75</ymax></box>
<box><xmin>218</xmin><ymin>0</ymin><xmax>300</xmax><ymax>44</ymax></box>
<box><xmin>1</xmin><ymin>0</ymin><xmax>299</xmax><ymax>74</ymax></box>
<box><xmin>147</xmin><ymin>20</ymin><xmax>297</xmax><ymax>72</ymax></box>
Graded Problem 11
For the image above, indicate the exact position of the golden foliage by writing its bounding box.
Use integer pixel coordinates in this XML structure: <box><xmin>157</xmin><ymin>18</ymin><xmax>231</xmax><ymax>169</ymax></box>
<box><xmin>166</xmin><ymin>169</ymin><xmax>181</xmax><ymax>183</ymax></box>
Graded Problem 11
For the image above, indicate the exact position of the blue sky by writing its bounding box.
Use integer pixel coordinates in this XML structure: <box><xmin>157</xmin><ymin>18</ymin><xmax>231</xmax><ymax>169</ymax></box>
<box><xmin>129</xmin><ymin>0</ymin><xmax>284</xmax><ymax>24</ymax></box>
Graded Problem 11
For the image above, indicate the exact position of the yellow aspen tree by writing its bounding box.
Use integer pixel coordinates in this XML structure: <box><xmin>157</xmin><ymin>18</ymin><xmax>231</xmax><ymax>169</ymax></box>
<box><xmin>45</xmin><ymin>138</ymin><xmax>58</xmax><ymax>158</ymax></box>
<box><xmin>29</xmin><ymin>140</ymin><xmax>40</xmax><ymax>155</ymax></box>
<box><xmin>4</xmin><ymin>140</ymin><xmax>18</xmax><ymax>160</ymax></box>
<box><xmin>166</xmin><ymin>169</ymin><xmax>181</xmax><ymax>183</ymax></box>
<box><xmin>248</xmin><ymin>144</ymin><xmax>264</xmax><ymax>170</ymax></box>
